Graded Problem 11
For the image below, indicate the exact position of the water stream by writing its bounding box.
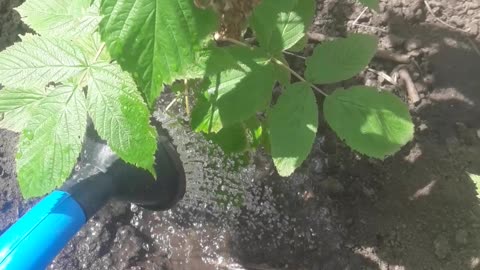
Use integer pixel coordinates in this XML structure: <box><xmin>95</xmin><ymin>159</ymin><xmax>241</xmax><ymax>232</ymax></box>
<box><xmin>46</xmin><ymin>92</ymin><xmax>344</xmax><ymax>269</ymax></box>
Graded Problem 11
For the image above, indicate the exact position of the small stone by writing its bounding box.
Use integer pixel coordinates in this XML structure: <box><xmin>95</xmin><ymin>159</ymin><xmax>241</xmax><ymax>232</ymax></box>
<box><xmin>365</xmin><ymin>78</ymin><xmax>377</xmax><ymax>87</ymax></box>
<box><xmin>476</xmin><ymin>129</ymin><xmax>480</xmax><ymax>139</ymax></box>
<box><xmin>455</xmin><ymin>229</ymin><xmax>468</xmax><ymax>245</ymax></box>
<box><xmin>418</xmin><ymin>123</ymin><xmax>428</xmax><ymax>132</ymax></box>
<box><xmin>310</xmin><ymin>158</ymin><xmax>324</xmax><ymax>174</ymax></box>
<box><xmin>404</xmin><ymin>39</ymin><xmax>422</xmax><ymax>51</ymax></box>
<box><xmin>319</xmin><ymin>177</ymin><xmax>344</xmax><ymax>195</ymax></box>
<box><xmin>450</xmin><ymin>16</ymin><xmax>465</xmax><ymax>27</ymax></box>
<box><xmin>468</xmin><ymin>22</ymin><xmax>479</xmax><ymax>36</ymax></box>
<box><xmin>434</xmin><ymin>235</ymin><xmax>451</xmax><ymax>259</ymax></box>
<box><xmin>423</xmin><ymin>74</ymin><xmax>435</xmax><ymax>85</ymax></box>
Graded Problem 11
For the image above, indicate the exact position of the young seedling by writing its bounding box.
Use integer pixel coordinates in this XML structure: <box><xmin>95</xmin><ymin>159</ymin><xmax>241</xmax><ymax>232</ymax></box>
<box><xmin>0</xmin><ymin>0</ymin><xmax>412</xmax><ymax>198</ymax></box>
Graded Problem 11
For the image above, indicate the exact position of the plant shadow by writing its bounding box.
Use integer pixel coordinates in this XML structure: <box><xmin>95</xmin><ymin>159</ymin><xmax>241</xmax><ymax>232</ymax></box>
<box><xmin>227</xmin><ymin>4</ymin><xmax>480</xmax><ymax>270</ymax></box>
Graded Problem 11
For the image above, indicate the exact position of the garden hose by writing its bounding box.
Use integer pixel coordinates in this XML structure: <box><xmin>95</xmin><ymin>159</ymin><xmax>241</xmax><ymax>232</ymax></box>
<box><xmin>0</xmin><ymin>131</ymin><xmax>186</xmax><ymax>270</ymax></box>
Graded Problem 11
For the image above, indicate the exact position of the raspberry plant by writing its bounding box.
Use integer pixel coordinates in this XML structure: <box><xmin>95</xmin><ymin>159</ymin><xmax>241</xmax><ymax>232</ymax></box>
<box><xmin>0</xmin><ymin>0</ymin><xmax>413</xmax><ymax>198</ymax></box>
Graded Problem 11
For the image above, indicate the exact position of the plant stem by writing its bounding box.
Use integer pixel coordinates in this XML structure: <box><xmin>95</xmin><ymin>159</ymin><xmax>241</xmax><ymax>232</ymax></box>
<box><xmin>220</xmin><ymin>37</ymin><xmax>329</xmax><ymax>97</ymax></box>
<box><xmin>184</xmin><ymin>79</ymin><xmax>190</xmax><ymax>116</ymax></box>
<box><xmin>218</xmin><ymin>37</ymin><xmax>251</xmax><ymax>48</ymax></box>
<box><xmin>272</xmin><ymin>58</ymin><xmax>328</xmax><ymax>97</ymax></box>
<box><xmin>93</xmin><ymin>43</ymin><xmax>106</xmax><ymax>63</ymax></box>
<box><xmin>283</xmin><ymin>50</ymin><xmax>306</xmax><ymax>60</ymax></box>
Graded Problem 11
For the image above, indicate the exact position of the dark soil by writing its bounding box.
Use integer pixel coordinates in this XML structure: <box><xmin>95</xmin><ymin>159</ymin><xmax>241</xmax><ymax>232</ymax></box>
<box><xmin>1</xmin><ymin>0</ymin><xmax>480</xmax><ymax>269</ymax></box>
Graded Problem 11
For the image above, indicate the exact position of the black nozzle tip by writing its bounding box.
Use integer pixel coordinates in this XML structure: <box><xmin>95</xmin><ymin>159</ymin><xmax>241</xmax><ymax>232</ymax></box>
<box><xmin>108</xmin><ymin>136</ymin><xmax>186</xmax><ymax>211</ymax></box>
<box><xmin>65</xmin><ymin>125</ymin><xmax>186</xmax><ymax>217</ymax></box>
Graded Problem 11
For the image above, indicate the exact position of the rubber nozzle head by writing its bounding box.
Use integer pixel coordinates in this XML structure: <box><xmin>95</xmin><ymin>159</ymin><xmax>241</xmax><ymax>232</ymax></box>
<box><xmin>65</xmin><ymin>127</ymin><xmax>186</xmax><ymax>215</ymax></box>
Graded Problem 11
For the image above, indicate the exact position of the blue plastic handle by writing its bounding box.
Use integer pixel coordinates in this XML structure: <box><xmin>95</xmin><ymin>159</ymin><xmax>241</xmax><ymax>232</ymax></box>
<box><xmin>0</xmin><ymin>191</ymin><xmax>86</xmax><ymax>270</ymax></box>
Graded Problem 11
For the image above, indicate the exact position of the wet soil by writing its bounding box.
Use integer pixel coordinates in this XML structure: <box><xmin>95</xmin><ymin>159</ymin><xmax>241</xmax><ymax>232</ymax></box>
<box><xmin>1</xmin><ymin>0</ymin><xmax>480</xmax><ymax>269</ymax></box>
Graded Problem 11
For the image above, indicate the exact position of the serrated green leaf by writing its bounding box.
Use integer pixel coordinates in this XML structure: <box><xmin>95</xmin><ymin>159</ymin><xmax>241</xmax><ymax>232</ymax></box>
<box><xmin>17</xmin><ymin>85</ymin><xmax>87</xmax><ymax>198</ymax></box>
<box><xmin>305</xmin><ymin>34</ymin><xmax>378</xmax><ymax>84</ymax></box>
<box><xmin>16</xmin><ymin>0</ymin><xmax>101</xmax><ymax>38</ymax></box>
<box><xmin>250</xmin><ymin>0</ymin><xmax>295</xmax><ymax>53</ymax></box>
<box><xmin>269</xmin><ymin>82</ymin><xmax>318</xmax><ymax>176</ymax></box>
<box><xmin>0</xmin><ymin>87</ymin><xmax>48</xmax><ymax>132</ymax></box>
<box><xmin>358</xmin><ymin>0</ymin><xmax>379</xmax><ymax>11</ymax></box>
<box><xmin>99</xmin><ymin>0</ymin><xmax>218</xmax><ymax>105</ymax></box>
<box><xmin>0</xmin><ymin>87</ymin><xmax>47</xmax><ymax>112</ymax></box>
<box><xmin>75</xmin><ymin>33</ymin><xmax>110</xmax><ymax>62</ymax></box>
<box><xmin>250</xmin><ymin>0</ymin><xmax>315</xmax><ymax>53</ymax></box>
<box><xmin>324</xmin><ymin>86</ymin><xmax>414</xmax><ymax>159</ymax></box>
<box><xmin>468</xmin><ymin>173</ymin><xmax>480</xmax><ymax>199</ymax></box>
<box><xmin>86</xmin><ymin>62</ymin><xmax>157</xmax><ymax>171</ymax></box>
<box><xmin>0</xmin><ymin>34</ymin><xmax>88</xmax><ymax>89</ymax></box>
<box><xmin>191</xmin><ymin>47</ymin><xmax>278</xmax><ymax>133</ymax></box>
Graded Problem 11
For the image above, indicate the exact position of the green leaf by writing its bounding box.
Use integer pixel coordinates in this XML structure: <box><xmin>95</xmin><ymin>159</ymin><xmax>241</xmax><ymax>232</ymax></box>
<box><xmin>468</xmin><ymin>173</ymin><xmax>480</xmax><ymax>199</ymax></box>
<box><xmin>75</xmin><ymin>33</ymin><xmax>110</xmax><ymax>62</ymax></box>
<box><xmin>99</xmin><ymin>0</ymin><xmax>218</xmax><ymax>105</ymax></box>
<box><xmin>16</xmin><ymin>0</ymin><xmax>101</xmax><ymax>38</ymax></box>
<box><xmin>17</xmin><ymin>85</ymin><xmax>87</xmax><ymax>198</ymax></box>
<box><xmin>191</xmin><ymin>48</ymin><xmax>278</xmax><ymax>133</ymax></box>
<box><xmin>206</xmin><ymin>124</ymin><xmax>248</xmax><ymax>154</ymax></box>
<box><xmin>191</xmin><ymin>93</ymin><xmax>223</xmax><ymax>133</ymax></box>
<box><xmin>358</xmin><ymin>0</ymin><xmax>379</xmax><ymax>11</ymax></box>
<box><xmin>289</xmin><ymin>35</ymin><xmax>307</xmax><ymax>52</ymax></box>
<box><xmin>305</xmin><ymin>34</ymin><xmax>378</xmax><ymax>84</ymax></box>
<box><xmin>268</xmin><ymin>82</ymin><xmax>318</xmax><ymax>176</ymax></box>
<box><xmin>0</xmin><ymin>34</ymin><xmax>88</xmax><ymax>89</ymax></box>
<box><xmin>324</xmin><ymin>86</ymin><xmax>414</xmax><ymax>159</ymax></box>
<box><xmin>273</xmin><ymin>54</ymin><xmax>292</xmax><ymax>86</ymax></box>
<box><xmin>0</xmin><ymin>87</ymin><xmax>48</xmax><ymax>132</ymax></box>
<box><xmin>250</xmin><ymin>0</ymin><xmax>315</xmax><ymax>53</ymax></box>
<box><xmin>87</xmin><ymin>62</ymin><xmax>157</xmax><ymax>171</ymax></box>
<box><xmin>245</xmin><ymin>116</ymin><xmax>264</xmax><ymax>148</ymax></box>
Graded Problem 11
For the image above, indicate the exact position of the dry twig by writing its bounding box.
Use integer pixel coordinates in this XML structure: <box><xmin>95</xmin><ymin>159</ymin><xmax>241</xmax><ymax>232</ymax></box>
<box><xmin>397</xmin><ymin>68</ymin><xmax>420</xmax><ymax>104</ymax></box>
<box><xmin>423</xmin><ymin>0</ymin><xmax>469</xmax><ymax>34</ymax></box>
<box><xmin>375</xmin><ymin>50</ymin><xmax>411</xmax><ymax>64</ymax></box>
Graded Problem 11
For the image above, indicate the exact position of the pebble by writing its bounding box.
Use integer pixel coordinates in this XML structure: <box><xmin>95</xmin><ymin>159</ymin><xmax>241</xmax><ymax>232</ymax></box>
<box><xmin>468</xmin><ymin>22</ymin><xmax>479</xmax><ymax>36</ymax></box>
<box><xmin>418</xmin><ymin>124</ymin><xmax>429</xmax><ymax>132</ymax></box>
<box><xmin>434</xmin><ymin>235</ymin><xmax>451</xmax><ymax>259</ymax></box>
<box><xmin>450</xmin><ymin>16</ymin><xmax>465</xmax><ymax>27</ymax></box>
